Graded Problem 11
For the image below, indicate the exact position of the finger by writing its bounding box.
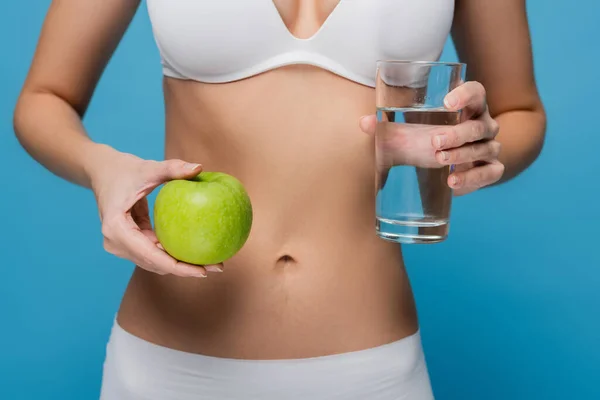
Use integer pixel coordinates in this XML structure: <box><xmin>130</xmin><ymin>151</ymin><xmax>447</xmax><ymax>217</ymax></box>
<box><xmin>153</xmin><ymin>159</ymin><xmax>203</xmax><ymax>184</ymax></box>
<box><xmin>131</xmin><ymin>218</ymin><xmax>224</xmax><ymax>274</ymax></box>
<box><xmin>129</xmin><ymin>201</ymin><xmax>170</xmax><ymax>262</ymax></box>
<box><xmin>359</xmin><ymin>115</ymin><xmax>377</xmax><ymax>135</ymax></box>
<box><xmin>436</xmin><ymin>140</ymin><xmax>501</xmax><ymax>165</ymax></box>
<box><xmin>432</xmin><ymin>119</ymin><xmax>493</xmax><ymax>150</ymax></box>
<box><xmin>444</xmin><ymin>81</ymin><xmax>487</xmax><ymax>118</ymax></box>
<box><xmin>205</xmin><ymin>264</ymin><xmax>224</xmax><ymax>273</ymax></box>
<box><xmin>376</xmin><ymin>121</ymin><xmax>440</xmax><ymax>168</ymax></box>
<box><xmin>103</xmin><ymin>219</ymin><xmax>167</xmax><ymax>276</ymax></box>
<box><xmin>113</xmin><ymin>217</ymin><xmax>208</xmax><ymax>278</ymax></box>
<box><xmin>142</xmin><ymin>229</ymin><xmax>159</xmax><ymax>244</ymax></box>
<box><xmin>131</xmin><ymin>198</ymin><xmax>152</xmax><ymax>230</ymax></box>
<box><xmin>149</xmin><ymin>238</ymin><xmax>222</xmax><ymax>273</ymax></box>
<box><xmin>452</xmin><ymin>162</ymin><xmax>473</xmax><ymax>173</ymax></box>
<box><xmin>449</xmin><ymin>161</ymin><xmax>505</xmax><ymax>196</ymax></box>
<box><xmin>125</xmin><ymin>210</ymin><xmax>158</xmax><ymax>244</ymax></box>
<box><xmin>151</xmin><ymin>239</ymin><xmax>222</xmax><ymax>272</ymax></box>
<box><xmin>131</xmin><ymin>160</ymin><xmax>204</xmax><ymax>208</ymax></box>
<box><xmin>128</xmin><ymin>230</ymin><xmax>209</xmax><ymax>278</ymax></box>
<box><xmin>135</xmin><ymin>223</ymin><xmax>224</xmax><ymax>273</ymax></box>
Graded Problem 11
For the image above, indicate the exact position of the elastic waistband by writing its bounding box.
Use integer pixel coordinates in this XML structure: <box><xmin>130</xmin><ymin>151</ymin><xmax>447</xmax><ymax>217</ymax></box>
<box><xmin>109</xmin><ymin>319</ymin><xmax>424</xmax><ymax>371</ymax></box>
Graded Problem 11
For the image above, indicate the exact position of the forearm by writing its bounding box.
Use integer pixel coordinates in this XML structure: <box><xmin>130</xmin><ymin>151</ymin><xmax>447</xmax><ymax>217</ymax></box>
<box><xmin>13</xmin><ymin>90</ymin><xmax>120</xmax><ymax>189</ymax></box>
<box><xmin>493</xmin><ymin>107</ymin><xmax>546</xmax><ymax>183</ymax></box>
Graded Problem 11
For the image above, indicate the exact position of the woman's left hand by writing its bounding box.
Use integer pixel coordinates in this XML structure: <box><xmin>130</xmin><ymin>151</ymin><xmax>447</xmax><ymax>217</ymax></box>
<box><xmin>360</xmin><ymin>81</ymin><xmax>505</xmax><ymax>196</ymax></box>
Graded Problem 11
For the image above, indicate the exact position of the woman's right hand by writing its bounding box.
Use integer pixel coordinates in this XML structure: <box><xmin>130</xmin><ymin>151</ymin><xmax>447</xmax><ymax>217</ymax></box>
<box><xmin>87</xmin><ymin>146</ymin><xmax>223</xmax><ymax>278</ymax></box>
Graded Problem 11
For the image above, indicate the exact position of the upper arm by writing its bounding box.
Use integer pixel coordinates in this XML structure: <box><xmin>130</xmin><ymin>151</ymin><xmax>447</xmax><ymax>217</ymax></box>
<box><xmin>451</xmin><ymin>0</ymin><xmax>544</xmax><ymax>117</ymax></box>
<box><xmin>21</xmin><ymin>0</ymin><xmax>141</xmax><ymax>115</ymax></box>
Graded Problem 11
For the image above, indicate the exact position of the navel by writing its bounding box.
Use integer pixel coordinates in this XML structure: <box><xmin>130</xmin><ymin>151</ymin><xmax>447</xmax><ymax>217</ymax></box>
<box><xmin>275</xmin><ymin>254</ymin><xmax>296</xmax><ymax>268</ymax></box>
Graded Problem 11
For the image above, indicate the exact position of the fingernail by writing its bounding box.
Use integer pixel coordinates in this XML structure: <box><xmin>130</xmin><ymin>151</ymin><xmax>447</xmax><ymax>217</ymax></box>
<box><xmin>440</xmin><ymin>151</ymin><xmax>450</xmax><ymax>162</ymax></box>
<box><xmin>187</xmin><ymin>267</ymin><xmax>207</xmax><ymax>278</ymax></box>
<box><xmin>184</xmin><ymin>163</ymin><xmax>201</xmax><ymax>170</ymax></box>
<box><xmin>450</xmin><ymin>175</ymin><xmax>460</xmax><ymax>187</ymax></box>
<box><xmin>205</xmin><ymin>265</ymin><xmax>223</xmax><ymax>273</ymax></box>
<box><xmin>156</xmin><ymin>243</ymin><xmax>164</xmax><ymax>250</ymax></box>
<box><xmin>359</xmin><ymin>115</ymin><xmax>369</xmax><ymax>129</ymax></box>
<box><xmin>445</xmin><ymin>94</ymin><xmax>458</xmax><ymax>108</ymax></box>
<box><xmin>434</xmin><ymin>135</ymin><xmax>447</xmax><ymax>149</ymax></box>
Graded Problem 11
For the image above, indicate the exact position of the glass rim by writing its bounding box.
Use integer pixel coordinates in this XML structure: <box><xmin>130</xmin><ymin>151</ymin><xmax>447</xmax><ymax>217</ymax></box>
<box><xmin>376</xmin><ymin>60</ymin><xmax>466</xmax><ymax>67</ymax></box>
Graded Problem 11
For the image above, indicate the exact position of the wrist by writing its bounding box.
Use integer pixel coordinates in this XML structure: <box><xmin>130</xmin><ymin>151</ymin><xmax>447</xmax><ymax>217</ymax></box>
<box><xmin>81</xmin><ymin>142</ymin><xmax>122</xmax><ymax>189</ymax></box>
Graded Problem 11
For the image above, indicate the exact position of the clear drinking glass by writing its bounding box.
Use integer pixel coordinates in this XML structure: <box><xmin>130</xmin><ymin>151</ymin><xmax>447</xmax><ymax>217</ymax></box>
<box><xmin>375</xmin><ymin>61</ymin><xmax>466</xmax><ymax>244</ymax></box>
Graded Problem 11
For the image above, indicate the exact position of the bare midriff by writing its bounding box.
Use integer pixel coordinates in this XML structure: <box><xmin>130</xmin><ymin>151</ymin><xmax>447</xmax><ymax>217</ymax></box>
<box><xmin>116</xmin><ymin>65</ymin><xmax>419</xmax><ymax>360</ymax></box>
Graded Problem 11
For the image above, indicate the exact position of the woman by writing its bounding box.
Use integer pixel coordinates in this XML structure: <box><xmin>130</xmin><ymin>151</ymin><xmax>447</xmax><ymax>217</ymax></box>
<box><xmin>13</xmin><ymin>0</ymin><xmax>546</xmax><ymax>399</ymax></box>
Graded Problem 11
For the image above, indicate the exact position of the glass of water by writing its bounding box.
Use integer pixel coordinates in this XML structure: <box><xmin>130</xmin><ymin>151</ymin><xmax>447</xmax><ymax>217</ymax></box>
<box><xmin>375</xmin><ymin>60</ymin><xmax>466</xmax><ymax>244</ymax></box>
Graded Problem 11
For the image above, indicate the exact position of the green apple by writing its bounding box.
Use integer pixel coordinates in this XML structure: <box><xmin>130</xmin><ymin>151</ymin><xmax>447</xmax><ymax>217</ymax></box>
<box><xmin>153</xmin><ymin>172</ymin><xmax>253</xmax><ymax>265</ymax></box>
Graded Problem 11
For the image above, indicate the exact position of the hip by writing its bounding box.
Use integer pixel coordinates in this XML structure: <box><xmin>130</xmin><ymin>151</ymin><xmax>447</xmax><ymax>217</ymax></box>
<box><xmin>100</xmin><ymin>318</ymin><xmax>434</xmax><ymax>400</ymax></box>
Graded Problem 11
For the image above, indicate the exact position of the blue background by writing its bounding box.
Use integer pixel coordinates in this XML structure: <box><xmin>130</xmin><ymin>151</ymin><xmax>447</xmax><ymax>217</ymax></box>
<box><xmin>1</xmin><ymin>1</ymin><xmax>598</xmax><ymax>399</ymax></box>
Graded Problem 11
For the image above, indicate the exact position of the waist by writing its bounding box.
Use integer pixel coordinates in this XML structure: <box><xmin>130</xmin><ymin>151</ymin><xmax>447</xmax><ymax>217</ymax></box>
<box><xmin>118</xmin><ymin>243</ymin><xmax>417</xmax><ymax>359</ymax></box>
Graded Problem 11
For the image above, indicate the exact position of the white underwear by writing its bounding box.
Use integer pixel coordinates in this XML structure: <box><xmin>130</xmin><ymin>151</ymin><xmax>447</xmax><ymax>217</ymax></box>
<box><xmin>100</xmin><ymin>320</ymin><xmax>435</xmax><ymax>399</ymax></box>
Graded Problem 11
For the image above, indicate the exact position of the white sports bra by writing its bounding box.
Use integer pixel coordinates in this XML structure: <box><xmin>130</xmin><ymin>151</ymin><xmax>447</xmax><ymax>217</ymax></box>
<box><xmin>146</xmin><ymin>0</ymin><xmax>455</xmax><ymax>88</ymax></box>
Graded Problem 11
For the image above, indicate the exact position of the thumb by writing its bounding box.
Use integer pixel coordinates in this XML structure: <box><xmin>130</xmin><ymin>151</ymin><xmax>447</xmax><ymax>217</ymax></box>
<box><xmin>158</xmin><ymin>159</ymin><xmax>203</xmax><ymax>181</ymax></box>
<box><xmin>134</xmin><ymin>160</ymin><xmax>202</xmax><ymax>204</ymax></box>
<box><xmin>359</xmin><ymin>115</ymin><xmax>377</xmax><ymax>136</ymax></box>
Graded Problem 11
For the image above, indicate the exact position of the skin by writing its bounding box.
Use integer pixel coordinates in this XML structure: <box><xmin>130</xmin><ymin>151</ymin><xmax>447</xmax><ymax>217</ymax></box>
<box><xmin>14</xmin><ymin>0</ymin><xmax>545</xmax><ymax>360</ymax></box>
